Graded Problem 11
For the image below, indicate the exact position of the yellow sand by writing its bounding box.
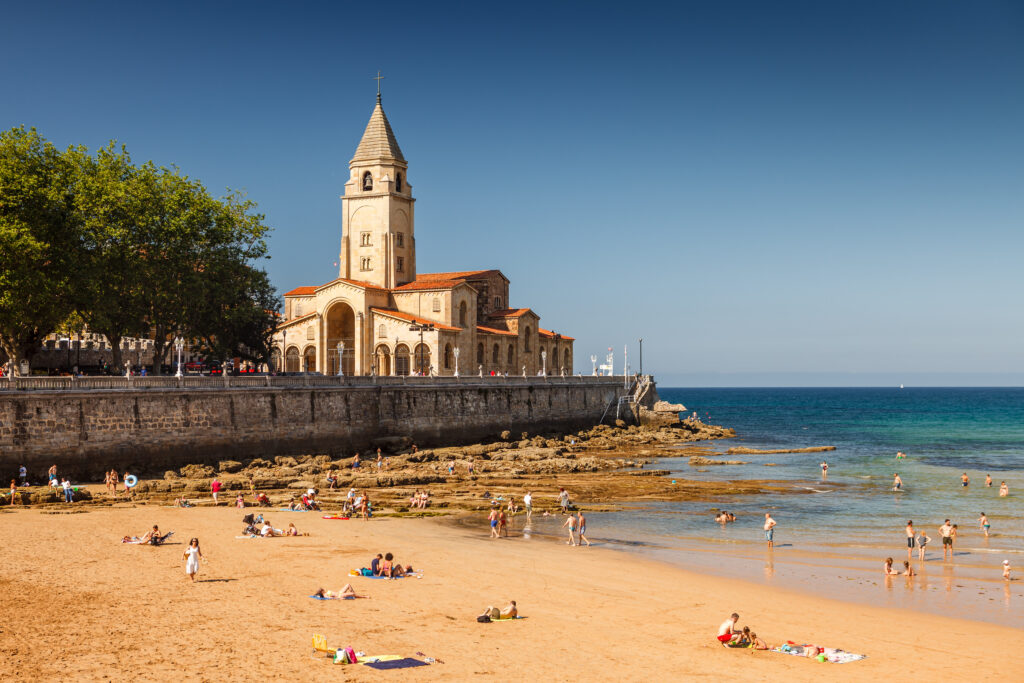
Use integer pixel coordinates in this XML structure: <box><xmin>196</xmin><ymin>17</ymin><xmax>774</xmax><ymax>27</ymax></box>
<box><xmin>0</xmin><ymin>506</ymin><xmax>1017</xmax><ymax>681</ymax></box>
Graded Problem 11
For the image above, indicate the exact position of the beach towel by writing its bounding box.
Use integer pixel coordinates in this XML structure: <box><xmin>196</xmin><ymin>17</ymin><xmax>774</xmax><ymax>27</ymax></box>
<box><xmin>322</xmin><ymin>515</ymin><xmax>350</xmax><ymax>520</ymax></box>
<box><xmin>492</xmin><ymin>616</ymin><xmax>527</xmax><ymax>621</ymax></box>
<box><xmin>309</xmin><ymin>594</ymin><xmax>356</xmax><ymax>600</ymax></box>
<box><xmin>361</xmin><ymin>657</ymin><xmax>429</xmax><ymax>670</ymax></box>
<box><xmin>771</xmin><ymin>643</ymin><xmax>866</xmax><ymax>664</ymax></box>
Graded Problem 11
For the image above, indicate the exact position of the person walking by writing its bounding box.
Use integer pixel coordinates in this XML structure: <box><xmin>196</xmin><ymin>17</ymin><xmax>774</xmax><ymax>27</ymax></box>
<box><xmin>979</xmin><ymin>512</ymin><xmax>990</xmax><ymax>538</ymax></box>
<box><xmin>18</xmin><ymin>465</ymin><xmax>27</xmax><ymax>486</ymax></box>
<box><xmin>183</xmin><ymin>538</ymin><xmax>203</xmax><ymax>582</ymax></box>
<box><xmin>61</xmin><ymin>478</ymin><xmax>73</xmax><ymax>503</ymax></box>
<box><xmin>764</xmin><ymin>513</ymin><xmax>777</xmax><ymax>548</ymax></box>
<box><xmin>523</xmin><ymin>491</ymin><xmax>533</xmax><ymax>519</ymax></box>
<box><xmin>577</xmin><ymin>510</ymin><xmax>591</xmax><ymax>547</ymax></box>
<box><xmin>211</xmin><ymin>477</ymin><xmax>222</xmax><ymax>506</ymax></box>
<box><xmin>8</xmin><ymin>479</ymin><xmax>17</xmax><ymax>506</ymax></box>
<box><xmin>558</xmin><ymin>488</ymin><xmax>570</xmax><ymax>513</ymax></box>
<box><xmin>488</xmin><ymin>507</ymin><xmax>500</xmax><ymax>539</ymax></box>
<box><xmin>562</xmin><ymin>512</ymin><xmax>578</xmax><ymax>546</ymax></box>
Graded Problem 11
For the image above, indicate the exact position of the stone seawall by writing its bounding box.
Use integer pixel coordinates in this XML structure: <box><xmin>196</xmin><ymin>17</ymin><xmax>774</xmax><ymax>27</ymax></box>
<box><xmin>0</xmin><ymin>379</ymin><xmax>629</xmax><ymax>478</ymax></box>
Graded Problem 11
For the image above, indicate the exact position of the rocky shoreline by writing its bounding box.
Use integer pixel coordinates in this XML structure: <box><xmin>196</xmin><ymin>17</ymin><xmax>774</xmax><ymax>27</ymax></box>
<box><xmin>4</xmin><ymin>414</ymin><xmax>820</xmax><ymax>514</ymax></box>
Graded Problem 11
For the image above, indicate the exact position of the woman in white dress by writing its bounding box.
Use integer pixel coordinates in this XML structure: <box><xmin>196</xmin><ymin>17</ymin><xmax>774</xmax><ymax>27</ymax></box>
<box><xmin>183</xmin><ymin>538</ymin><xmax>203</xmax><ymax>581</ymax></box>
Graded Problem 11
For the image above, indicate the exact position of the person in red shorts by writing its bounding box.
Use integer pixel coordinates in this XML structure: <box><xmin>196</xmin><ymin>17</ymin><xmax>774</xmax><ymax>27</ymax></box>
<box><xmin>717</xmin><ymin>613</ymin><xmax>740</xmax><ymax>645</ymax></box>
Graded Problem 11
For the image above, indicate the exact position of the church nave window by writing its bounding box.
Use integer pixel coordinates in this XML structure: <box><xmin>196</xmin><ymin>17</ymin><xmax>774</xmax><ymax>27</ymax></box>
<box><xmin>459</xmin><ymin>301</ymin><xmax>467</xmax><ymax>326</ymax></box>
<box><xmin>397</xmin><ymin>257</ymin><xmax>404</xmax><ymax>272</ymax></box>
<box><xmin>362</xmin><ymin>171</ymin><xmax>373</xmax><ymax>191</ymax></box>
<box><xmin>432</xmin><ymin>298</ymin><xmax>441</xmax><ymax>313</ymax></box>
<box><xmin>396</xmin><ymin>172</ymin><xmax>403</xmax><ymax>192</ymax></box>
<box><xmin>395</xmin><ymin>232</ymin><xmax>404</xmax><ymax>247</ymax></box>
<box><xmin>378</xmin><ymin>324</ymin><xmax>386</xmax><ymax>338</ymax></box>
<box><xmin>493</xmin><ymin>296</ymin><xmax>501</xmax><ymax>308</ymax></box>
<box><xmin>360</xmin><ymin>257</ymin><xmax>372</xmax><ymax>271</ymax></box>
<box><xmin>360</xmin><ymin>232</ymin><xmax>372</xmax><ymax>246</ymax></box>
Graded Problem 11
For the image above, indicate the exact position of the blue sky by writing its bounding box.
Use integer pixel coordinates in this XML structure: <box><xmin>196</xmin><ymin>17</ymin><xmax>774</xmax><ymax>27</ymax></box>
<box><xmin>2</xmin><ymin>1</ymin><xmax>1021</xmax><ymax>385</ymax></box>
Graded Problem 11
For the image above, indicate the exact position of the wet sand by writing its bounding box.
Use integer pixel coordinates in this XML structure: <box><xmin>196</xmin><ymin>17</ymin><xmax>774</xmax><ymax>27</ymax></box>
<box><xmin>0</xmin><ymin>505</ymin><xmax>1018</xmax><ymax>681</ymax></box>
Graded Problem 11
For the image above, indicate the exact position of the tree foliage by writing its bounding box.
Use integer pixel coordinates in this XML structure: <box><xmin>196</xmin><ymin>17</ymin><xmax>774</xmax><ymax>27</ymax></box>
<box><xmin>0</xmin><ymin>127</ymin><xmax>279</xmax><ymax>375</ymax></box>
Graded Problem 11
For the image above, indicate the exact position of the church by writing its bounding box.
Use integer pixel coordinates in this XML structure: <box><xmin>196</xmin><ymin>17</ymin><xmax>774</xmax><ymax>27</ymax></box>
<box><xmin>273</xmin><ymin>92</ymin><xmax>574</xmax><ymax>377</ymax></box>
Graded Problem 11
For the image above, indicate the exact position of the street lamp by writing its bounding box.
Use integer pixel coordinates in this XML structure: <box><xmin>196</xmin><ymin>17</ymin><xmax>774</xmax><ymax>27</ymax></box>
<box><xmin>453</xmin><ymin>346</ymin><xmax>460</xmax><ymax>377</ymax></box>
<box><xmin>639</xmin><ymin>337</ymin><xmax>643</xmax><ymax>376</ymax></box>
<box><xmin>541</xmin><ymin>349</ymin><xmax>547</xmax><ymax>376</ymax></box>
<box><xmin>408</xmin><ymin>323</ymin><xmax>434</xmax><ymax>376</ymax></box>
<box><xmin>174</xmin><ymin>337</ymin><xmax>184</xmax><ymax>378</ymax></box>
<box><xmin>336</xmin><ymin>340</ymin><xmax>345</xmax><ymax>377</ymax></box>
<box><xmin>281</xmin><ymin>329</ymin><xmax>287</xmax><ymax>373</ymax></box>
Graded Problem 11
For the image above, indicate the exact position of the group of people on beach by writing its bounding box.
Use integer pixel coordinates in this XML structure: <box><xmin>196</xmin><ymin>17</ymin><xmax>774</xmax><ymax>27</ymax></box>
<box><xmin>897</xmin><ymin>519</ymin><xmax>1011</xmax><ymax>580</ymax></box>
<box><xmin>367</xmin><ymin>552</ymin><xmax>414</xmax><ymax>578</ymax></box>
<box><xmin>716</xmin><ymin>613</ymin><xmax>768</xmax><ymax>650</ymax></box>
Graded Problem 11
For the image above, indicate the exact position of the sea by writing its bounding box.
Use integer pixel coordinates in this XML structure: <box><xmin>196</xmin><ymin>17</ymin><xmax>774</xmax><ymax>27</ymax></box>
<box><xmin>514</xmin><ymin>387</ymin><xmax>1024</xmax><ymax>627</ymax></box>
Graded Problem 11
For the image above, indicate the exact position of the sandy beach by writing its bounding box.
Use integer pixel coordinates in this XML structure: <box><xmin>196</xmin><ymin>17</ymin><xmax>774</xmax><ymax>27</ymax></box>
<box><xmin>0</xmin><ymin>505</ymin><xmax>1018</xmax><ymax>681</ymax></box>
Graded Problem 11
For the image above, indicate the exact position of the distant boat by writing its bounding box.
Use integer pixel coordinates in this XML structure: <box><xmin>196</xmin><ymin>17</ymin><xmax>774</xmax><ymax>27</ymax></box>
<box><xmin>899</xmin><ymin>384</ymin><xmax>904</xmax><ymax>389</ymax></box>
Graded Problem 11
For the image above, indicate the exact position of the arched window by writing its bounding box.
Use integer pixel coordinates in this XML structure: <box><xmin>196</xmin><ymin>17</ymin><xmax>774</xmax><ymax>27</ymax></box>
<box><xmin>396</xmin><ymin>172</ymin><xmax>403</xmax><ymax>192</ymax></box>
<box><xmin>563</xmin><ymin>348</ymin><xmax>570</xmax><ymax>372</ymax></box>
<box><xmin>414</xmin><ymin>343</ymin><xmax>431</xmax><ymax>375</ymax></box>
<box><xmin>507</xmin><ymin>344</ymin><xmax>514</xmax><ymax>366</ymax></box>
<box><xmin>395</xmin><ymin>344</ymin><xmax>411</xmax><ymax>376</ymax></box>
<box><xmin>476</xmin><ymin>343</ymin><xmax>484</xmax><ymax>365</ymax></box>
<box><xmin>378</xmin><ymin>324</ymin><xmax>386</xmax><ymax>338</ymax></box>
<box><xmin>362</xmin><ymin>171</ymin><xmax>373</xmax><ymax>191</ymax></box>
<box><xmin>459</xmin><ymin>301</ymin><xmax>467</xmax><ymax>327</ymax></box>
<box><xmin>285</xmin><ymin>347</ymin><xmax>300</xmax><ymax>372</ymax></box>
<box><xmin>492</xmin><ymin>344</ymin><xmax>499</xmax><ymax>364</ymax></box>
<box><xmin>524</xmin><ymin>326</ymin><xmax>532</xmax><ymax>352</ymax></box>
<box><xmin>444</xmin><ymin>344</ymin><xmax>454</xmax><ymax>370</ymax></box>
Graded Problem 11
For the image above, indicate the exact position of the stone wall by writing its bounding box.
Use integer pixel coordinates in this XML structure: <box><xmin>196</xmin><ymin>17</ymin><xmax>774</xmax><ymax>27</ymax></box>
<box><xmin>0</xmin><ymin>379</ymin><xmax>629</xmax><ymax>479</ymax></box>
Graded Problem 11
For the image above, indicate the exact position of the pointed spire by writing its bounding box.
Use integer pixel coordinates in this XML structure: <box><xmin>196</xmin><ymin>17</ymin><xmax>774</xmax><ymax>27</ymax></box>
<box><xmin>352</xmin><ymin>95</ymin><xmax>405</xmax><ymax>163</ymax></box>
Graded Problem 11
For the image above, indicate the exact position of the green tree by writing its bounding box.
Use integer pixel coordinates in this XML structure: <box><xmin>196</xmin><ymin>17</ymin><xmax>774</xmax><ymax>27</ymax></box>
<box><xmin>74</xmin><ymin>143</ymin><xmax>150</xmax><ymax>373</ymax></box>
<box><xmin>0</xmin><ymin>127</ymin><xmax>82</xmax><ymax>375</ymax></box>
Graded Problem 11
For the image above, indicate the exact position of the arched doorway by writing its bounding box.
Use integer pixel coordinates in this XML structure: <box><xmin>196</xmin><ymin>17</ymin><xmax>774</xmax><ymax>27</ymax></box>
<box><xmin>395</xmin><ymin>344</ymin><xmax>411</xmax><ymax>376</ymax></box>
<box><xmin>325</xmin><ymin>302</ymin><xmax>355</xmax><ymax>375</ymax></box>
<box><xmin>444</xmin><ymin>343</ymin><xmax>454</xmax><ymax>372</ymax></box>
<box><xmin>271</xmin><ymin>348</ymin><xmax>282</xmax><ymax>372</ymax></box>
<box><xmin>413</xmin><ymin>343</ymin><xmax>431</xmax><ymax>375</ymax></box>
<box><xmin>375</xmin><ymin>344</ymin><xmax>391</xmax><ymax>376</ymax></box>
<box><xmin>302</xmin><ymin>346</ymin><xmax>317</xmax><ymax>372</ymax></box>
<box><xmin>285</xmin><ymin>346</ymin><xmax>300</xmax><ymax>372</ymax></box>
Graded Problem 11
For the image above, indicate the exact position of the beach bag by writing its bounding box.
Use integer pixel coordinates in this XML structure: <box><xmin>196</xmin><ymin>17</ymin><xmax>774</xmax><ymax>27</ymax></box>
<box><xmin>344</xmin><ymin>647</ymin><xmax>357</xmax><ymax>663</ymax></box>
<box><xmin>334</xmin><ymin>648</ymin><xmax>351</xmax><ymax>664</ymax></box>
<box><xmin>477</xmin><ymin>615</ymin><xmax>491</xmax><ymax>623</ymax></box>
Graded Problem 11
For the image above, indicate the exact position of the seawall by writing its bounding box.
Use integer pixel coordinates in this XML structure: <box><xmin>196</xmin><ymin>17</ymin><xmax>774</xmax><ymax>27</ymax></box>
<box><xmin>0</xmin><ymin>377</ymin><xmax>632</xmax><ymax>478</ymax></box>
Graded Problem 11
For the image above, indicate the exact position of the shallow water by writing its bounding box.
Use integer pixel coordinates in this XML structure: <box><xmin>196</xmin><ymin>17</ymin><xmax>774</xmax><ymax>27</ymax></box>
<box><xmin>494</xmin><ymin>388</ymin><xmax>1024</xmax><ymax>627</ymax></box>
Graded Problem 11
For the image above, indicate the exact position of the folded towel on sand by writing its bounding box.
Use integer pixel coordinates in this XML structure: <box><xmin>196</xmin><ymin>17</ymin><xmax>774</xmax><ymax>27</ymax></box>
<box><xmin>361</xmin><ymin>658</ymin><xmax>429</xmax><ymax>670</ymax></box>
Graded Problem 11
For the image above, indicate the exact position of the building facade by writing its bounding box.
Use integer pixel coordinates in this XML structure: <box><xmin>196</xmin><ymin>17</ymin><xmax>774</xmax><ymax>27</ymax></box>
<box><xmin>273</xmin><ymin>94</ymin><xmax>574</xmax><ymax>376</ymax></box>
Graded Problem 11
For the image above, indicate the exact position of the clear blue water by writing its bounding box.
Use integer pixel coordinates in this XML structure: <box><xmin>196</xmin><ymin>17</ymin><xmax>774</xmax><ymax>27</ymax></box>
<box><xmin>511</xmin><ymin>387</ymin><xmax>1024</xmax><ymax>626</ymax></box>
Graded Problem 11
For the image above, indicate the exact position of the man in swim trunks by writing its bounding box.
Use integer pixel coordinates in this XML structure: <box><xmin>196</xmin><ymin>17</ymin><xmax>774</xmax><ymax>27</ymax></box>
<box><xmin>820</xmin><ymin>462</ymin><xmax>828</xmax><ymax>477</ymax></box>
<box><xmin>939</xmin><ymin>519</ymin><xmax>953</xmax><ymax>560</ymax></box>
<box><xmin>893</xmin><ymin>473</ymin><xmax>903</xmax><ymax>491</ymax></box>
<box><xmin>979</xmin><ymin>512</ymin><xmax>990</xmax><ymax>537</ymax></box>
<box><xmin>985</xmin><ymin>474</ymin><xmax>993</xmax><ymax>487</ymax></box>
<box><xmin>906</xmin><ymin>521</ymin><xmax>915</xmax><ymax>560</ymax></box>
<box><xmin>764</xmin><ymin>513</ymin><xmax>776</xmax><ymax>548</ymax></box>
<box><xmin>577</xmin><ymin>510</ymin><xmax>591</xmax><ymax>547</ymax></box>
<box><xmin>961</xmin><ymin>473</ymin><xmax>969</xmax><ymax>487</ymax></box>
<box><xmin>488</xmin><ymin>507</ymin><xmax>500</xmax><ymax>539</ymax></box>
<box><xmin>717</xmin><ymin>613</ymin><xmax>740</xmax><ymax>645</ymax></box>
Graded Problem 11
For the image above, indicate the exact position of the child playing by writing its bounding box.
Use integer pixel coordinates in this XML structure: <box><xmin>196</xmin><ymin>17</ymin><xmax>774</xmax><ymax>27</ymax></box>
<box><xmin>1003</xmin><ymin>560</ymin><xmax>1011</xmax><ymax>580</ymax></box>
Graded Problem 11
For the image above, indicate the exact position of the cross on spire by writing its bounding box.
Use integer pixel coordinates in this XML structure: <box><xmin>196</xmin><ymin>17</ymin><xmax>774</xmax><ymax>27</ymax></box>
<box><xmin>373</xmin><ymin>70</ymin><xmax>384</xmax><ymax>102</ymax></box>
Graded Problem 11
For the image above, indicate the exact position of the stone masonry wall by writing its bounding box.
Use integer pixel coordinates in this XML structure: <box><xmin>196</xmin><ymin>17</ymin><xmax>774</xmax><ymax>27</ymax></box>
<box><xmin>0</xmin><ymin>380</ymin><xmax>627</xmax><ymax>479</ymax></box>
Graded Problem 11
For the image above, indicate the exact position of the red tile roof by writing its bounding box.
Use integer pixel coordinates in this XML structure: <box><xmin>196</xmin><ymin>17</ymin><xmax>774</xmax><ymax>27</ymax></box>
<box><xmin>539</xmin><ymin>328</ymin><xmax>575</xmax><ymax>341</ymax></box>
<box><xmin>283</xmin><ymin>286</ymin><xmax>316</xmax><ymax>297</ymax></box>
<box><xmin>416</xmin><ymin>269</ymin><xmax>505</xmax><ymax>281</ymax></box>
<box><xmin>276</xmin><ymin>312</ymin><xmax>317</xmax><ymax>329</ymax></box>
<box><xmin>393</xmin><ymin>279</ymin><xmax>466</xmax><ymax>291</ymax></box>
<box><xmin>317</xmin><ymin>277</ymin><xmax>388</xmax><ymax>293</ymax></box>
<box><xmin>489</xmin><ymin>308</ymin><xmax>534</xmax><ymax>318</ymax></box>
<box><xmin>370</xmin><ymin>308</ymin><xmax>461</xmax><ymax>332</ymax></box>
<box><xmin>476</xmin><ymin>325</ymin><xmax>517</xmax><ymax>337</ymax></box>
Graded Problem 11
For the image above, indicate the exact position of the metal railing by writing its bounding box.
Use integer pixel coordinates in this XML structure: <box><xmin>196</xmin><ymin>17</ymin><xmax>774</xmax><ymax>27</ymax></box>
<box><xmin>0</xmin><ymin>373</ymin><xmax>627</xmax><ymax>393</ymax></box>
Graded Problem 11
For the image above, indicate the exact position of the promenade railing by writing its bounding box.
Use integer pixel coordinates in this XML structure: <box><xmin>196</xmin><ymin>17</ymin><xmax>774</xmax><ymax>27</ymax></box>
<box><xmin>0</xmin><ymin>374</ymin><xmax>632</xmax><ymax>393</ymax></box>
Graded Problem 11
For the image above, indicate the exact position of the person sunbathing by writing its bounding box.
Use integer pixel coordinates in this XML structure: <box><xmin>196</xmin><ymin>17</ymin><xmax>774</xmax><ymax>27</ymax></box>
<box><xmin>139</xmin><ymin>525</ymin><xmax>167</xmax><ymax>545</ymax></box>
<box><xmin>314</xmin><ymin>584</ymin><xmax>369</xmax><ymax>600</ymax></box>
<box><xmin>480</xmin><ymin>600</ymin><xmax>517</xmax><ymax>620</ymax></box>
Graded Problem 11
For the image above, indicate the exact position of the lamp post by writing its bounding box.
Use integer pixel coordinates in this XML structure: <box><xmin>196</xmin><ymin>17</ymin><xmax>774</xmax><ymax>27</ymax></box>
<box><xmin>639</xmin><ymin>337</ymin><xmax>643</xmax><ymax>377</ymax></box>
<box><xmin>280</xmin><ymin>329</ymin><xmax>287</xmax><ymax>373</ymax></box>
<box><xmin>336</xmin><ymin>340</ymin><xmax>345</xmax><ymax>377</ymax></box>
<box><xmin>408</xmin><ymin>323</ymin><xmax>434</xmax><ymax>376</ymax></box>
<box><xmin>174</xmin><ymin>337</ymin><xmax>184</xmax><ymax>378</ymax></box>
<box><xmin>453</xmin><ymin>346</ymin><xmax>460</xmax><ymax>377</ymax></box>
<box><xmin>541</xmin><ymin>349</ymin><xmax>547</xmax><ymax>376</ymax></box>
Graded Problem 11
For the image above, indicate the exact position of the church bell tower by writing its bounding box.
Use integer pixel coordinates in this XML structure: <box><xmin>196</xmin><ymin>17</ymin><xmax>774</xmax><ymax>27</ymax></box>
<box><xmin>339</xmin><ymin>90</ymin><xmax>416</xmax><ymax>289</ymax></box>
